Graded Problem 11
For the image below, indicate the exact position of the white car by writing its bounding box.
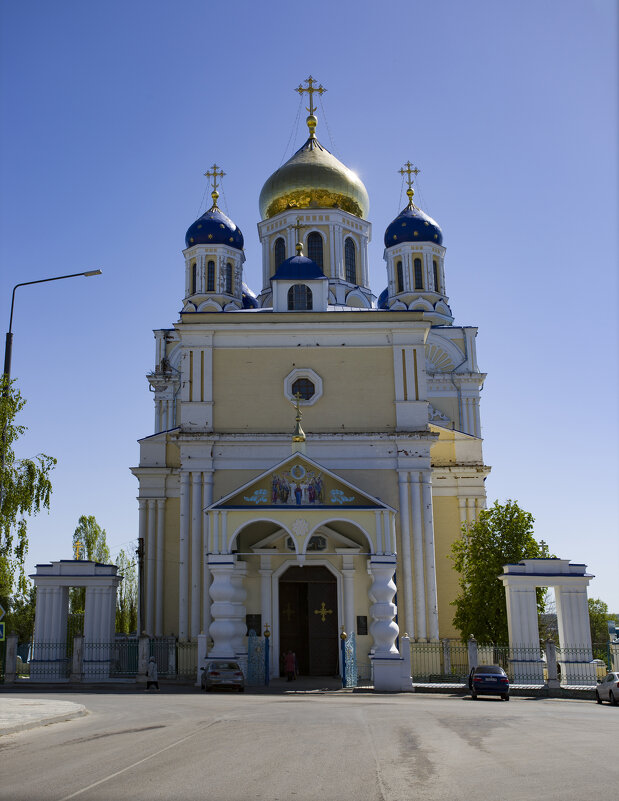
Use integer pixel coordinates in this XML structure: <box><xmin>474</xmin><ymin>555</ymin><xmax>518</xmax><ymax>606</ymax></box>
<box><xmin>595</xmin><ymin>672</ymin><xmax>619</xmax><ymax>705</ymax></box>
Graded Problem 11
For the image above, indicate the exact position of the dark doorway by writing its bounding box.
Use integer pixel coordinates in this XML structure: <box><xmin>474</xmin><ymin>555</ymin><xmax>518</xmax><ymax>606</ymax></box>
<box><xmin>279</xmin><ymin>565</ymin><xmax>338</xmax><ymax>676</ymax></box>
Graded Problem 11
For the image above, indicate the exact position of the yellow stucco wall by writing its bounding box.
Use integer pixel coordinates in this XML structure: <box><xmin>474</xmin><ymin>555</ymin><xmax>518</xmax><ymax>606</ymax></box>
<box><xmin>212</xmin><ymin>347</ymin><xmax>396</xmax><ymax>432</ymax></box>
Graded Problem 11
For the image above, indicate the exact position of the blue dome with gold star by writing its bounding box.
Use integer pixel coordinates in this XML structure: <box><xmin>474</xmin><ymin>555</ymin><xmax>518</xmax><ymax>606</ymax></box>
<box><xmin>384</xmin><ymin>204</ymin><xmax>443</xmax><ymax>248</ymax></box>
<box><xmin>185</xmin><ymin>206</ymin><xmax>244</xmax><ymax>250</ymax></box>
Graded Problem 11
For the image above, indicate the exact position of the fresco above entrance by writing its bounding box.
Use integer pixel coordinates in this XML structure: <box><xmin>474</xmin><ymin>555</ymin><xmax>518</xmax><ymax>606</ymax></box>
<box><xmin>221</xmin><ymin>457</ymin><xmax>382</xmax><ymax>509</ymax></box>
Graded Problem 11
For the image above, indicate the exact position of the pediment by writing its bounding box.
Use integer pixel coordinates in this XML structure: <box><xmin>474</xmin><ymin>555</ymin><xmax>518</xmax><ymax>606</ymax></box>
<box><xmin>209</xmin><ymin>453</ymin><xmax>392</xmax><ymax>511</ymax></box>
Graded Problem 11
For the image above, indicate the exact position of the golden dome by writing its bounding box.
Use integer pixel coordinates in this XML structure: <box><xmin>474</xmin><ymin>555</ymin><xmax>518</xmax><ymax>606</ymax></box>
<box><xmin>259</xmin><ymin>136</ymin><xmax>370</xmax><ymax>220</ymax></box>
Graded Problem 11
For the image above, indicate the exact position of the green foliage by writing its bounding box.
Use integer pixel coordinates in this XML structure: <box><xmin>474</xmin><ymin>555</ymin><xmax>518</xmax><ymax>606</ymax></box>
<box><xmin>588</xmin><ymin>597</ymin><xmax>615</xmax><ymax>645</ymax></box>
<box><xmin>115</xmin><ymin>548</ymin><xmax>138</xmax><ymax>634</ymax></box>
<box><xmin>450</xmin><ymin>499</ymin><xmax>550</xmax><ymax>644</ymax></box>
<box><xmin>2</xmin><ymin>585</ymin><xmax>36</xmax><ymax>643</ymax></box>
<box><xmin>0</xmin><ymin>377</ymin><xmax>56</xmax><ymax>601</ymax></box>
<box><xmin>70</xmin><ymin>515</ymin><xmax>111</xmax><ymax>612</ymax></box>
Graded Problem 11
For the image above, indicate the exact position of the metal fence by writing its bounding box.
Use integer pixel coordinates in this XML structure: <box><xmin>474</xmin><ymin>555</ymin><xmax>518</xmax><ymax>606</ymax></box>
<box><xmin>29</xmin><ymin>643</ymin><xmax>71</xmax><ymax>680</ymax></box>
<box><xmin>409</xmin><ymin>640</ymin><xmax>470</xmax><ymax>682</ymax></box>
<box><xmin>83</xmin><ymin>640</ymin><xmax>139</xmax><ymax>679</ymax></box>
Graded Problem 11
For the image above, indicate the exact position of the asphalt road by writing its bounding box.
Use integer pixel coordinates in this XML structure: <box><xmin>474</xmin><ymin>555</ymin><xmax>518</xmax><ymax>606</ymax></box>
<box><xmin>1</xmin><ymin>690</ymin><xmax>617</xmax><ymax>801</ymax></box>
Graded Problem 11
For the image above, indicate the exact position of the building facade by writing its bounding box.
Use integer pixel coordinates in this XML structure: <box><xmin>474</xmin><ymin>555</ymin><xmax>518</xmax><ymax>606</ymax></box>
<box><xmin>131</xmin><ymin>80</ymin><xmax>489</xmax><ymax>679</ymax></box>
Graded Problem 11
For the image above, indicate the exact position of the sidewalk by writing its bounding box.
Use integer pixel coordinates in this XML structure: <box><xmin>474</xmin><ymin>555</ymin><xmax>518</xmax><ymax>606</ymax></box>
<box><xmin>0</xmin><ymin>698</ymin><xmax>87</xmax><ymax>736</ymax></box>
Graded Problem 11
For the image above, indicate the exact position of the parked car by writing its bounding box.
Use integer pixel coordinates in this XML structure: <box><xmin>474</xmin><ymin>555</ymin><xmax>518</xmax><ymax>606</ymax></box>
<box><xmin>595</xmin><ymin>672</ymin><xmax>619</xmax><ymax>705</ymax></box>
<box><xmin>469</xmin><ymin>664</ymin><xmax>510</xmax><ymax>701</ymax></box>
<box><xmin>201</xmin><ymin>660</ymin><xmax>245</xmax><ymax>692</ymax></box>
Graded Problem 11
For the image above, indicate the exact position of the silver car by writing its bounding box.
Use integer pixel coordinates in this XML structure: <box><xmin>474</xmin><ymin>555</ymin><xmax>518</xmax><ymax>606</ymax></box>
<box><xmin>201</xmin><ymin>660</ymin><xmax>245</xmax><ymax>692</ymax></box>
<box><xmin>595</xmin><ymin>671</ymin><xmax>619</xmax><ymax>705</ymax></box>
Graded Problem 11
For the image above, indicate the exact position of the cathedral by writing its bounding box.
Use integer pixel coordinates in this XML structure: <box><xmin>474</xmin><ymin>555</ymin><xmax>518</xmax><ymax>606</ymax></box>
<box><xmin>131</xmin><ymin>77</ymin><xmax>489</xmax><ymax>685</ymax></box>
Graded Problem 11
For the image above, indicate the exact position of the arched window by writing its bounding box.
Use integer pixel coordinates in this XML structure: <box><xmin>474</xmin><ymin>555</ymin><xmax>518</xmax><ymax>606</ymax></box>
<box><xmin>225</xmin><ymin>263</ymin><xmax>233</xmax><ymax>294</ymax></box>
<box><xmin>433</xmin><ymin>259</ymin><xmax>440</xmax><ymax>292</ymax></box>
<box><xmin>288</xmin><ymin>284</ymin><xmax>313</xmax><ymax>311</ymax></box>
<box><xmin>414</xmin><ymin>258</ymin><xmax>423</xmax><ymax>290</ymax></box>
<box><xmin>191</xmin><ymin>262</ymin><xmax>197</xmax><ymax>294</ymax></box>
<box><xmin>307</xmin><ymin>232</ymin><xmax>323</xmax><ymax>269</ymax></box>
<box><xmin>207</xmin><ymin>260</ymin><xmax>215</xmax><ymax>292</ymax></box>
<box><xmin>345</xmin><ymin>237</ymin><xmax>356</xmax><ymax>283</ymax></box>
<box><xmin>274</xmin><ymin>237</ymin><xmax>286</xmax><ymax>271</ymax></box>
<box><xmin>396</xmin><ymin>261</ymin><xmax>404</xmax><ymax>293</ymax></box>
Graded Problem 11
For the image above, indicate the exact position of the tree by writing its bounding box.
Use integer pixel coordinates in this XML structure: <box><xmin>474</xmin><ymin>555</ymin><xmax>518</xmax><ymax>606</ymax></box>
<box><xmin>115</xmin><ymin>548</ymin><xmax>138</xmax><ymax>634</ymax></box>
<box><xmin>450</xmin><ymin>499</ymin><xmax>550</xmax><ymax>644</ymax></box>
<box><xmin>70</xmin><ymin>515</ymin><xmax>111</xmax><ymax>613</ymax></box>
<box><xmin>588</xmin><ymin>598</ymin><xmax>615</xmax><ymax>646</ymax></box>
<box><xmin>0</xmin><ymin>377</ymin><xmax>56</xmax><ymax>622</ymax></box>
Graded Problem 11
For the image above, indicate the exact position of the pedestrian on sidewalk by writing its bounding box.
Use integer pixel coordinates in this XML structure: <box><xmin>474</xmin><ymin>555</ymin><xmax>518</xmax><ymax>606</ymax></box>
<box><xmin>284</xmin><ymin>650</ymin><xmax>296</xmax><ymax>682</ymax></box>
<box><xmin>146</xmin><ymin>656</ymin><xmax>160</xmax><ymax>691</ymax></box>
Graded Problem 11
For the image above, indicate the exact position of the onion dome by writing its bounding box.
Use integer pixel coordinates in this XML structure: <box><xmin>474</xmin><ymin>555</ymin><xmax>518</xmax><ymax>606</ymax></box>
<box><xmin>384</xmin><ymin>204</ymin><xmax>443</xmax><ymax>248</ymax></box>
<box><xmin>272</xmin><ymin>251</ymin><xmax>326</xmax><ymax>281</ymax></box>
<box><xmin>185</xmin><ymin>205</ymin><xmax>244</xmax><ymax>250</ymax></box>
<box><xmin>242</xmin><ymin>283</ymin><xmax>259</xmax><ymax>309</ymax></box>
<box><xmin>377</xmin><ymin>287</ymin><xmax>389</xmax><ymax>309</ymax></box>
<box><xmin>259</xmin><ymin>135</ymin><xmax>369</xmax><ymax>220</ymax></box>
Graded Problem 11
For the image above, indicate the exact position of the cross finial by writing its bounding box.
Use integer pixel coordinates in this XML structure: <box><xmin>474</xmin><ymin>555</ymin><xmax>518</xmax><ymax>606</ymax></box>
<box><xmin>289</xmin><ymin>217</ymin><xmax>306</xmax><ymax>254</ymax></box>
<box><xmin>292</xmin><ymin>393</ymin><xmax>306</xmax><ymax>443</ymax></box>
<box><xmin>399</xmin><ymin>161</ymin><xmax>420</xmax><ymax>207</ymax></box>
<box><xmin>295</xmin><ymin>75</ymin><xmax>326</xmax><ymax>138</ymax></box>
<box><xmin>204</xmin><ymin>163</ymin><xmax>226</xmax><ymax>209</ymax></box>
<box><xmin>74</xmin><ymin>541</ymin><xmax>84</xmax><ymax>560</ymax></box>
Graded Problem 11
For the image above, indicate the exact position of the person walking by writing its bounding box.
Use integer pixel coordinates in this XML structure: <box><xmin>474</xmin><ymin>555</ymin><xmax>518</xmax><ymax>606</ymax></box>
<box><xmin>146</xmin><ymin>656</ymin><xmax>160</xmax><ymax>691</ymax></box>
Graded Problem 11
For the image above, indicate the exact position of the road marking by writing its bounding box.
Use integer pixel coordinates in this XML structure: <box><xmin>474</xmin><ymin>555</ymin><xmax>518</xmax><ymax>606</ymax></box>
<box><xmin>57</xmin><ymin>718</ymin><xmax>223</xmax><ymax>800</ymax></box>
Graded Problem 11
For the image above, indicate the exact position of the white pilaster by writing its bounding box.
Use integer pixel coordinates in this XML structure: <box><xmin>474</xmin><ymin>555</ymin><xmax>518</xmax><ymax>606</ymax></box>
<box><xmin>156</xmin><ymin>498</ymin><xmax>165</xmax><ymax>636</ymax></box>
<box><xmin>179</xmin><ymin>471</ymin><xmax>190</xmax><ymax>640</ymax></box>
<box><xmin>191</xmin><ymin>471</ymin><xmax>202</xmax><ymax>639</ymax></box>
<box><xmin>397</xmin><ymin>471</ymin><xmax>415</xmax><ymax>640</ymax></box>
<box><xmin>146</xmin><ymin>499</ymin><xmax>156</xmax><ymax>635</ymax></box>
<box><xmin>421</xmin><ymin>471</ymin><xmax>439</xmax><ymax>641</ymax></box>
<box><xmin>410</xmin><ymin>471</ymin><xmax>427</xmax><ymax>640</ymax></box>
<box><xmin>203</xmin><ymin>472</ymin><xmax>213</xmax><ymax>635</ymax></box>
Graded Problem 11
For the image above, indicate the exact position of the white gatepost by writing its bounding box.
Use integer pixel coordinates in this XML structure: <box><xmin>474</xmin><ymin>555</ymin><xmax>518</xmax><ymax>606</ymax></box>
<box><xmin>31</xmin><ymin>561</ymin><xmax>122</xmax><ymax>682</ymax></box>
<box><xmin>208</xmin><ymin>555</ymin><xmax>247</xmax><ymax>661</ymax></box>
<box><xmin>499</xmin><ymin>559</ymin><xmax>595</xmax><ymax>686</ymax></box>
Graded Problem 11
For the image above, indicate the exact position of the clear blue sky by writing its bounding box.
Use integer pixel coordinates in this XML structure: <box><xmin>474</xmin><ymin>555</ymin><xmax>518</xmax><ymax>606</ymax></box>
<box><xmin>1</xmin><ymin>1</ymin><xmax>617</xmax><ymax>611</ymax></box>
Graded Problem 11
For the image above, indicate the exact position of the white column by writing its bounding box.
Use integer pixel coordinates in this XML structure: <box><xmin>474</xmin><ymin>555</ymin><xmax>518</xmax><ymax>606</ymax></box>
<box><xmin>360</xmin><ymin>235</ymin><xmax>368</xmax><ymax>287</ymax></box>
<box><xmin>137</xmin><ymin>498</ymin><xmax>147</xmax><ymax>634</ymax></box>
<box><xmin>208</xmin><ymin>557</ymin><xmax>245</xmax><ymax>658</ymax></box>
<box><xmin>156</xmin><ymin>498</ymin><xmax>165</xmax><ymax>636</ymax></box>
<box><xmin>179</xmin><ymin>471</ymin><xmax>190</xmax><ymax>640</ymax></box>
<box><xmin>329</xmin><ymin>228</ymin><xmax>336</xmax><ymax>278</ymax></box>
<box><xmin>397</xmin><ymin>471</ymin><xmax>415</xmax><ymax>640</ymax></box>
<box><xmin>146</xmin><ymin>499</ymin><xmax>156</xmax><ymax>635</ymax></box>
<box><xmin>203</xmin><ymin>472</ymin><xmax>213</xmax><ymax>635</ymax></box>
<box><xmin>259</xmin><ymin>554</ymin><xmax>273</xmax><ymax>631</ymax></box>
<box><xmin>191</xmin><ymin>471</ymin><xmax>202</xmax><ymax>639</ymax></box>
<box><xmin>166</xmin><ymin>399</ymin><xmax>174</xmax><ymax>430</ymax></box>
<box><xmin>458</xmin><ymin>497</ymin><xmax>467</xmax><ymax>526</ymax></box>
<box><xmin>555</xmin><ymin>585</ymin><xmax>595</xmax><ymax>685</ymax></box>
<box><xmin>421</xmin><ymin>471</ymin><xmax>439</xmax><ymax>641</ymax></box>
<box><xmin>410</xmin><ymin>471</ymin><xmax>427</xmax><ymax>640</ymax></box>
<box><xmin>342</xmin><ymin>566</ymin><xmax>355</xmax><ymax>638</ymax></box>
<box><xmin>368</xmin><ymin>559</ymin><xmax>399</xmax><ymax>656</ymax></box>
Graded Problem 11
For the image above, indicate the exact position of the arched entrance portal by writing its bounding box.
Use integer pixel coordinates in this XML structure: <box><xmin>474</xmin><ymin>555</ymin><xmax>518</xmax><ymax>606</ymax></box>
<box><xmin>279</xmin><ymin>566</ymin><xmax>338</xmax><ymax>676</ymax></box>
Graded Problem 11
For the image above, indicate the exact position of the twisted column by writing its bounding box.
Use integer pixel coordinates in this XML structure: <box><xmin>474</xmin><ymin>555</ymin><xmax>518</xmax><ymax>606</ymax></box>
<box><xmin>368</xmin><ymin>559</ymin><xmax>399</xmax><ymax>656</ymax></box>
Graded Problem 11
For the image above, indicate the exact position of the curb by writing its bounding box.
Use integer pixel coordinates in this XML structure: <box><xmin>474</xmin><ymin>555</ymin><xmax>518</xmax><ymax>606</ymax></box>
<box><xmin>0</xmin><ymin>704</ymin><xmax>88</xmax><ymax>736</ymax></box>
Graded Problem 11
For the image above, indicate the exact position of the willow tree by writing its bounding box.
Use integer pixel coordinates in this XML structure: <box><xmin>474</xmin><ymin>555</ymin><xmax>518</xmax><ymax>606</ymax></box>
<box><xmin>0</xmin><ymin>377</ymin><xmax>56</xmax><ymax>606</ymax></box>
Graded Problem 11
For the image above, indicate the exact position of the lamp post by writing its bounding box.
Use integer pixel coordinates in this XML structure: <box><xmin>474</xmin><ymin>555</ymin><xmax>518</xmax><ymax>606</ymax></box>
<box><xmin>1</xmin><ymin>269</ymin><xmax>102</xmax><ymax>512</ymax></box>
<box><xmin>3</xmin><ymin>269</ymin><xmax>102</xmax><ymax>383</ymax></box>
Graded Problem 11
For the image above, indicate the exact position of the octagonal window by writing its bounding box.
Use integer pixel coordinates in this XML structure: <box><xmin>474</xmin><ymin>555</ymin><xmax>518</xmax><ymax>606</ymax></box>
<box><xmin>291</xmin><ymin>377</ymin><xmax>315</xmax><ymax>400</ymax></box>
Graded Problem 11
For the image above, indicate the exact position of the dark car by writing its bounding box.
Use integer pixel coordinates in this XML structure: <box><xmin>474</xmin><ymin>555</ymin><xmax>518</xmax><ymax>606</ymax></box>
<box><xmin>469</xmin><ymin>664</ymin><xmax>510</xmax><ymax>701</ymax></box>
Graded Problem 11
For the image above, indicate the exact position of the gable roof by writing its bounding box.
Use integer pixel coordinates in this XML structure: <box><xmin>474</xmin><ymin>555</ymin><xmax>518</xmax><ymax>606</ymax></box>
<box><xmin>208</xmin><ymin>453</ymin><xmax>395</xmax><ymax>512</ymax></box>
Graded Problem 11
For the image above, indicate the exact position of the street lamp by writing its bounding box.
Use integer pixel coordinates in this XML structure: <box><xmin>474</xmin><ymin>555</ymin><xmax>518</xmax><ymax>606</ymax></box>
<box><xmin>3</xmin><ymin>269</ymin><xmax>102</xmax><ymax>382</ymax></box>
<box><xmin>1</xmin><ymin>269</ymin><xmax>103</xmax><ymax>511</ymax></box>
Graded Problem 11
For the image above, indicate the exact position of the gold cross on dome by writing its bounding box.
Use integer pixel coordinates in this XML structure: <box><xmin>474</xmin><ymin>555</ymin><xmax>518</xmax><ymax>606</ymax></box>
<box><xmin>295</xmin><ymin>75</ymin><xmax>327</xmax><ymax>116</ymax></box>
<box><xmin>289</xmin><ymin>217</ymin><xmax>307</xmax><ymax>254</ymax></box>
<box><xmin>314</xmin><ymin>601</ymin><xmax>333</xmax><ymax>623</ymax></box>
<box><xmin>73</xmin><ymin>541</ymin><xmax>84</xmax><ymax>560</ymax></box>
<box><xmin>204</xmin><ymin>163</ymin><xmax>225</xmax><ymax>192</ymax></box>
<box><xmin>399</xmin><ymin>161</ymin><xmax>420</xmax><ymax>190</ymax></box>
